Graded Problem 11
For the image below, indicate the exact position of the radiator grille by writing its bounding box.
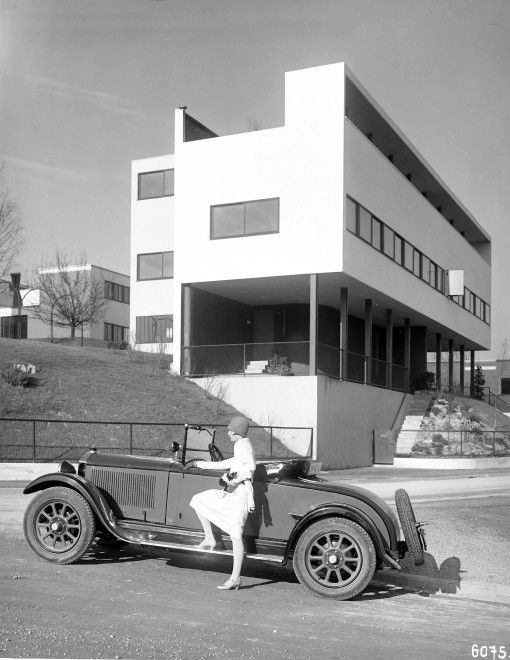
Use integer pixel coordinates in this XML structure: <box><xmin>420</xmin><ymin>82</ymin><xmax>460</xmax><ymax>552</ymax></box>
<box><xmin>90</xmin><ymin>468</ymin><xmax>156</xmax><ymax>509</ymax></box>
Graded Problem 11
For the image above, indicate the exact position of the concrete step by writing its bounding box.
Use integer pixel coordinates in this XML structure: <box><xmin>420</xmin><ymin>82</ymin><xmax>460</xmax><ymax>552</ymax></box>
<box><xmin>244</xmin><ymin>360</ymin><xmax>269</xmax><ymax>374</ymax></box>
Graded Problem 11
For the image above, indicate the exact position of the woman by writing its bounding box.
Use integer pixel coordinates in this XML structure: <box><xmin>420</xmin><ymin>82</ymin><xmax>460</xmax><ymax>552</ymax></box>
<box><xmin>190</xmin><ymin>416</ymin><xmax>255</xmax><ymax>591</ymax></box>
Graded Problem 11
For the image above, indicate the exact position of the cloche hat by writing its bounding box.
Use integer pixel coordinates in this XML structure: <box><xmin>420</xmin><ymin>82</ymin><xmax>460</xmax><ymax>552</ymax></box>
<box><xmin>227</xmin><ymin>416</ymin><xmax>249</xmax><ymax>437</ymax></box>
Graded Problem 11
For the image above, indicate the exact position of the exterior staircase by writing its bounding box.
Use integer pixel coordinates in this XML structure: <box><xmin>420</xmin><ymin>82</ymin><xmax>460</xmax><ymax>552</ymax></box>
<box><xmin>244</xmin><ymin>360</ymin><xmax>269</xmax><ymax>374</ymax></box>
<box><xmin>395</xmin><ymin>391</ymin><xmax>435</xmax><ymax>456</ymax></box>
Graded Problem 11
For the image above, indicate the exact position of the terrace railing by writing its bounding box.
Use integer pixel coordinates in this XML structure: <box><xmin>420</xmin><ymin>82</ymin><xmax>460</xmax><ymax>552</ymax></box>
<box><xmin>182</xmin><ymin>342</ymin><xmax>409</xmax><ymax>392</ymax></box>
<box><xmin>0</xmin><ymin>418</ymin><xmax>314</xmax><ymax>463</ymax></box>
<box><xmin>398</xmin><ymin>428</ymin><xmax>510</xmax><ymax>458</ymax></box>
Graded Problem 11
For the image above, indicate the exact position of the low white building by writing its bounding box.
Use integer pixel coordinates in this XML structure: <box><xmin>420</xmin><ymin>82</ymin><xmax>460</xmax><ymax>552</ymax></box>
<box><xmin>0</xmin><ymin>265</ymin><xmax>130</xmax><ymax>342</ymax></box>
<box><xmin>130</xmin><ymin>62</ymin><xmax>491</xmax><ymax>468</ymax></box>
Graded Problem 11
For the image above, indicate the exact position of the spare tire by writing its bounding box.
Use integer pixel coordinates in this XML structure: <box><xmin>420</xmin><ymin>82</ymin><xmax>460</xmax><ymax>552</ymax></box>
<box><xmin>395</xmin><ymin>488</ymin><xmax>425</xmax><ymax>566</ymax></box>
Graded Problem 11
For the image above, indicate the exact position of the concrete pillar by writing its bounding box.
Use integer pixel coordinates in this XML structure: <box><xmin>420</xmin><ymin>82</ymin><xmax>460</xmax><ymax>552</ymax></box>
<box><xmin>436</xmin><ymin>333</ymin><xmax>442</xmax><ymax>392</ymax></box>
<box><xmin>339</xmin><ymin>287</ymin><xmax>348</xmax><ymax>380</ymax></box>
<box><xmin>364</xmin><ymin>299</ymin><xmax>373</xmax><ymax>384</ymax></box>
<box><xmin>448</xmin><ymin>339</ymin><xmax>454</xmax><ymax>391</ymax></box>
<box><xmin>459</xmin><ymin>344</ymin><xmax>465</xmax><ymax>391</ymax></box>
<box><xmin>309</xmin><ymin>274</ymin><xmax>318</xmax><ymax>376</ymax></box>
<box><xmin>182</xmin><ymin>284</ymin><xmax>194</xmax><ymax>374</ymax></box>
<box><xmin>404</xmin><ymin>318</ymin><xmax>411</xmax><ymax>390</ymax></box>
<box><xmin>470</xmin><ymin>349</ymin><xmax>475</xmax><ymax>397</ymax></box>
<box><xmin>385</xmin><ymin>309</ymin><xmax>393</xmax><ymax>388</ymax></box>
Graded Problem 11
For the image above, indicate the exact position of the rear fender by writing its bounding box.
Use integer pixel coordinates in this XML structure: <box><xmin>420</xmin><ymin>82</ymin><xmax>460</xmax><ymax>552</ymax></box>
<box><xmin>284</xmin><ymin>503</ymin><xmax>390</xmax><ymax>566</ymax></box>
<box><xmin>23</xmin><ymin>474</ymin><xmax>126</xmax><ymax>542</ymax></box>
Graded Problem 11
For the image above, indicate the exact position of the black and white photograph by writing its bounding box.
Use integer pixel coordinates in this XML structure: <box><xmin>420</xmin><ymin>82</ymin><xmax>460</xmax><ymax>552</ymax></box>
<box><xmin>0</xmin><ymin>1</ymin><xmax>509</xmax><ymax>658</ymax></box>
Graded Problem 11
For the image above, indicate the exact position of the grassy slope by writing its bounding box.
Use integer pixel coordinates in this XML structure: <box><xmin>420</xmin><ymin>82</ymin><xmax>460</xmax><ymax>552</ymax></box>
<box><xmin>0</xmin><ymin>338</ymin><xmax>239</xmax><ymax>423</ymax></box>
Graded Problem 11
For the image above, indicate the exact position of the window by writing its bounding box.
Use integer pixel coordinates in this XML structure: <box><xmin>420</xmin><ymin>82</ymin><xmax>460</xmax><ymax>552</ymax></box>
<box><xmin>346</xmin><ymin>197</ymin><xmax>357</xmax><ymax>233</ymax></box>
<box><xmin>1</xmin><ymin>315</ymin><xmax>27</xmax><ymax>339</ymax></box>
<box><xmin>211</xmin><ymin>198</ymin><xmax>279</xmax><ymax>239</ymax></box>
<box><xmin>358</xmin><ymin>207</ymin><xmax>371</xmax><ymax>243</ymax></box>
<box><xmin>394</xmin><ymin>235</ymin><xmax>403</xmax><ymax>265</ymax></box>
<box><xmin>104</xmin><ymin>323</ymin><xmax>129</xmax><ymax>343</ymax></box>
<box><xmin>104</xmin><ymin>280</ymin><xmax>130</xmax><ymax>304</ymax></box>
<box><xmin>137</xmin><ymin>252</ymin><xmax>174</xmax><ymax>280</ymax></box>
<box><xmin>136</xmin><ymin>315</ymin><xmax>173</xmax><ymax>344</ymax></box>
<box><xmin>404</xmin><ymin>241</ymin><xmax>414</xmax><ymax>272</ymax></box>
<box><xmin>383</xmin><ymin>225</ymin><xmax>394</xmax><ymax>258</ymax></box>
<box><xmin>371</xmin><ymin>218</ymin><xmax>382</xmax><ymax>251</ymax></box>
<box><xmin>421</xmin><ymin>255</ymin><xmax>430</xmax><ymax>284</ymax></box>
<box><xmin>437</xmin><ymin>267</ymin><xmax>445</xmax><ymax>293</ymax></box>
<box><xmin>501</xmin><ymin>378</ymin><xmax>510</xmax><ymax>395</ymax></box>
<box><xmin>138</xmin><ymin>169</ymin><xmax>174</xmax><ymax>200</ymax></box>
<box><xmin>429</xmin><ymin>262</ymin><xmax>438</xmax><ymax>288</ymax></box>
<box><xmin>413</xmin><ymin>248</ymin><xmax>421</xmax><ymax>277</ymax></box>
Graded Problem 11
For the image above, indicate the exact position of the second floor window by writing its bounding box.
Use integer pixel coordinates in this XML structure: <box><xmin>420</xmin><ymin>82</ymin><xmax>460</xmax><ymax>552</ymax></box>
<box><xmin>137</xmin><ymin>252</ymin><xmax>174</xmax><ymax>281</ymax></box>
<box><xmin>138</xmin><ymin>169</ymin><xmax>174</xmax><ymax>200</ymax></box>
<box><xmin>211</xmin><ymin>198</ymin><xmax>279</xmax><ymax>239</ymax></box>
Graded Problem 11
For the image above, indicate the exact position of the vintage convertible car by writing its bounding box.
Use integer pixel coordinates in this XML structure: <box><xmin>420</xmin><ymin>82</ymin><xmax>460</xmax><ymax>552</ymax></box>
<box><xmin>23</xmin><ymin>425</ymin><xmax>426</xmax><ymax>600</ymax></box>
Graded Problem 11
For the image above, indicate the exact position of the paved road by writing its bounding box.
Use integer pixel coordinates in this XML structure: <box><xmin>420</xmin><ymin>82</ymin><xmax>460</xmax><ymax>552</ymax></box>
<box><xmin>1</xmin><ymin>485</ymin><xmax>509</xmax><ymax>659</ymax></box>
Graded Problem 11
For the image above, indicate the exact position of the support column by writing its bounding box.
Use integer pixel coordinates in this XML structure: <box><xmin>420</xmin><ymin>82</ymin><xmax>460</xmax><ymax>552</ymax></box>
<box><xmin>459</xmin><ymin>344</ymin><xmax>465</xmax><ymax>391</ymax></box>
<box><xmin>339</xmin><ymin>287</ymin><xmax>348</xmax><ymax>380</ymax></box>
<box><xmin>364</xmin><ymin>299</ymin><xmax>373</xmax><ymax>385</ymax></box>
<box><xmin>182</xmin><ymin>284</ymin><xmax>193</xmax><ymax>374</ymax></box>
<box><xmin>404</xmin><ymin>318</ymin><xmax>411</xmax><ymax>391</ymax></box>
<box><xmin>435</xmin><ymin>332</ymin><xmax>442</xmax><ymax>392</ymax></box>
<box><xmin>385</xmin><ymin>309</ymin><xmax>393</xmax><ymax>389</ymax></box>
<box><xmin>448</xmin><ymin>339</ymin><xmax>454</xmax><ymax>392</ymax></box>
<box><xmin>470</xmin><ymin>349</ymin><xmax>475</xmax><ymax>397</ymax></box>
<box><xmin>309</xmin><ymin>274</ymin><xmax>318</xmax><ymax>376</ymax></box>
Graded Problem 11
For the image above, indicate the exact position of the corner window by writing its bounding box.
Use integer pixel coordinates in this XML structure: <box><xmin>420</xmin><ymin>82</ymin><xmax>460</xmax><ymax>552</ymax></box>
<box><xmin>346</xmin><ymin>197</ymin><xmax>357</xmax><ymax>233</ymax></box>
<box><xmin>138</xmin><ymin>169</ymin><xmax>174</xmax><ymax>200</ymax></box>
<box><xmin>137</xmin><ymin>252</ymin><xmax>174</xmax><ymax>281</ymax></box>
<box><xmin>136</xmin><ymin>315</ymin><xmax>173</xmax><ymax>344</ymax></box>
<box><xmin>211</xmin><ymin>198</ymin><xmax>279</xmax><ymax>239</ymax></box>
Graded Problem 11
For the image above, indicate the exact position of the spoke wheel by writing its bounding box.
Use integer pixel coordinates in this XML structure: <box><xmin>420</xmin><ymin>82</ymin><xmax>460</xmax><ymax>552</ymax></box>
<box><xmin>24</xmin><ymin>487</ymin><xmax>96</xmax><ymax>564</ymax></box>
<box><xmin>293</xmin><ymin>518</ymin><xmax>376</xmax><ymax>600</ymax></box>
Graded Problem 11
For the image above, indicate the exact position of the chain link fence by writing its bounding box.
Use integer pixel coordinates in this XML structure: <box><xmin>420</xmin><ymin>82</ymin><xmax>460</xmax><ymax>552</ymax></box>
<box><xmin>401</xmin><ymin>429</ymin><xmax>510</xmax><ymax>457</ymax></box>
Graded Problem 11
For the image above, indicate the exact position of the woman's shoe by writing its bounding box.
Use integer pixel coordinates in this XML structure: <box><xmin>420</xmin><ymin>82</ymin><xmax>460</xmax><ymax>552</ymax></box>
<box><xmin>217</xmin><ymin>577</ymin><xmax>242</xmax><ymax>590</ymax></box>
<box><xmin>196</xmin><ymin>538</ymin><xmax>216</xmax><ymax>551</ymax></box>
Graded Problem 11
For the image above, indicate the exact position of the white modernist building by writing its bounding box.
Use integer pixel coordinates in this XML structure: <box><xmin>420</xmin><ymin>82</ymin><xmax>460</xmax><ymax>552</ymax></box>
<box><xmin>0</xmin><ymin>265</ymin><xmax>130</xmax><ymax>342</ymax></box>
<box><xmin>130</xmin><ymin>62</ymin><xmax>491</xmax><ymax>468</ymax></box>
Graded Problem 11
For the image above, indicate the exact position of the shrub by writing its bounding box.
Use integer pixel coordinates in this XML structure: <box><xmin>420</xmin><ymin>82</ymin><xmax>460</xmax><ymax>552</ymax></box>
<box><xmin>431</xmin><ymin>432</ymin><xmax>449</xmax><ymax>456</ymax></box>
<box><xmin>107</xmin><ymin>340</ymin><xmax>129</xmax><ymax>350</ymax></box>
<box><xmin>2</xmin><ymin>366</ymin><xmax>32</xmax><ymax>387</ymax></box>
<box><xmin>411</xmin><ymin>371</ymin><xmax>435</xmax><ymax>392</ymax></box>
<box><xmin>265</xmin><ymin>354</ymin><xmax>293</xmax><ymax>376</ymax></box>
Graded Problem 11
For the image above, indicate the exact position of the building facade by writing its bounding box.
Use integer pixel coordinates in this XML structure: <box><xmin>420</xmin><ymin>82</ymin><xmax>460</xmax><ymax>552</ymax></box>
<box><xmin>0</xmin><ymin>265</ymin><xmax>130</xmax><ymax>342</ymax></box>
<box><xmin>130</xmin><ymin>62</ymin><xmax>491</xmax><ymax>468</ymax></box>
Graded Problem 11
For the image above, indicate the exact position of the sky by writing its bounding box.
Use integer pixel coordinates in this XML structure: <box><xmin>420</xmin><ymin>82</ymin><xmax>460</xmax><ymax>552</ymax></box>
<box><xmin>0</xmin><ymin>0</ymin><xmax>509</xmax><ymax>356</ymax></box>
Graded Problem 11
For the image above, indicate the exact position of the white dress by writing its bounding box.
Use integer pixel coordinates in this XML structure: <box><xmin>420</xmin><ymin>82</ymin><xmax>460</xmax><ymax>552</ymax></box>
<box><xmin>189</xmin><ymin>437</ymin><xmax>256</xmax><ymax>539</ymax></box>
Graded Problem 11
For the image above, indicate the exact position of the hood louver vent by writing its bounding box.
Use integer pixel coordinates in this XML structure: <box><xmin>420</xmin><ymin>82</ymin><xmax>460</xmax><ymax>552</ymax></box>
<box><xmin>90</xmin><ymin>468</ymin><xmax>156</xmax><ymax>509</ymax></box>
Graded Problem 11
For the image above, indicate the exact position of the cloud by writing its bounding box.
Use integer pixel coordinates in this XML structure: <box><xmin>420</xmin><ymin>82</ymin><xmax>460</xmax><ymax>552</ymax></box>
<box><xmin>18</xmin><ymin>73</ymin><xmax>163</xmax><ymax>120</ymax></box>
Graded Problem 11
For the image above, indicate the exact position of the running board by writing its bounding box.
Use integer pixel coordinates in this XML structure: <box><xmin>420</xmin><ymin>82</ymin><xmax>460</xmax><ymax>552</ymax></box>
<box><xmin>138</xmin><ymin>539</ymin><xmax>283</xmax><ymax>563</ymax></box>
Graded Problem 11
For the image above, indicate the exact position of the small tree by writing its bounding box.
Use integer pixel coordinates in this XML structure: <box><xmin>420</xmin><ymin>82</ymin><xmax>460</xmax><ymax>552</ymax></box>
<box><xmin>473</xmin><ymin>365</ymin><xmax>486</xmax><ymax>400</ymax></box>
<box><xmin>32</xmin><ymin>250</ymin><xmax>106</xmax><ymax>345</ymax></box>
<box><xmin>0</xmin><ymin>167</ymin><xmax>23</xmax><ymax>291</ymax></box>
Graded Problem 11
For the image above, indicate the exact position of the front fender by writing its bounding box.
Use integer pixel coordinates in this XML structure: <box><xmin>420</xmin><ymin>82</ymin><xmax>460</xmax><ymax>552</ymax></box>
<box><xmin>23</xmin><ymin>473</ymin><xmax>127</xmax><ymax>542</ymax></box>
<box><xmin>284</xmin><ymin>503</ymin><xmax>392</xmax><ymax>567</ymax></box>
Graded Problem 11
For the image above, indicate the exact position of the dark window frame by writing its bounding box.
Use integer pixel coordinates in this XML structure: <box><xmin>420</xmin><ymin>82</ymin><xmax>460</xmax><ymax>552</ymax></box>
<box><xmin>210</xmin><ymin>197</ymin><xmax>280</xmax><ymax>240</ymax></box>
<box><xmin>137</xmin><ymin>251</ymin><xmax>174</xmax><ymax>281</ymax></box>
<box><xmin>137</xmin><ymin>169</ymin><xmax>174</xmax><ymax>201</ymax></box>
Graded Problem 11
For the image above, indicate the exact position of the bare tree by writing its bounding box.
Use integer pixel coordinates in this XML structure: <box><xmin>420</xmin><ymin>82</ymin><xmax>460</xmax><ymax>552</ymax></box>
<box><xmin>32</xmin><ymin>250</ymin><xmax>106</xmax><ymax>345</ymax></box>
<box><xmin>0</xmin><ymin>167</ymin><xmax>23</xmax><ymax>293</ymax></box>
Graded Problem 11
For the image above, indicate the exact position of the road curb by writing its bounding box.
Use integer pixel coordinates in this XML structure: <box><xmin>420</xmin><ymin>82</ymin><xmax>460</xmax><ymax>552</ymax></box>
<box><xmin>372</xmin><ymin>570</ymin><xmax>510</xmax><ymax>606</ymax></box>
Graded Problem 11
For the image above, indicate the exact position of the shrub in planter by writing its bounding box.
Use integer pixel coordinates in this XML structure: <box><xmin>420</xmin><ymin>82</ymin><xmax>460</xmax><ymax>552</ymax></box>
<box><xmin>265</xmin><ymin>354</ymin><xmax>293</xmax><ymax>376</ymax></box>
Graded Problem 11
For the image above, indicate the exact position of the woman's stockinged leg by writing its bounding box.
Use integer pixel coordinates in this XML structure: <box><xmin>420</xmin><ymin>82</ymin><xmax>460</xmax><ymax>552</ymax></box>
<box><xmin>230</xmin><ymin>536</ymin><xmax>244</xmax><ymax>580</ymax></box>
<box><xmin>196</xmin><ymin>512</ymin><xmax>215</xmax><ymax>544</ymax></box>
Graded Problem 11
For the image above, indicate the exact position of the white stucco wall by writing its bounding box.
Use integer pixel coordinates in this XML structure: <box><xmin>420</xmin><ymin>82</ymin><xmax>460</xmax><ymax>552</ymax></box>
<box><xmin>130</xmin><ymin>155</ymin><xmax>175</xmax><ymax>353</ymax></box>
<box><xmin>192</xmin><ymin>375</ymin><xmax>318</xmax><ymax>458</ymax></box>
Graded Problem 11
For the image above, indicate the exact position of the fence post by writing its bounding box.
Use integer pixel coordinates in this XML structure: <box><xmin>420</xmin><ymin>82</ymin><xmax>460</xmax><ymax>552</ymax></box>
<box><xmin>269</xmin><ymin>427</ymin><xmax>273</xmax><ymax>458</ymax></box>
<box><xmin>243</xmin><ymin>344</ymin><xmax>246</xmax><ymax>377</ymax></box>
<box><xmin>33</xmin><ymin>420</ymin><xmax>36</xmax><ymax>462</ymax></box>
<box><xmin>460</xmin><ymin>430</ymin><xmax>463</xmax><ymax>457</ymax></box>
<box><xmin>493</xmin><ymin>431</ymin><xmax>496</xmax><ymax>457</ymax></box>
<box><xmin>129</xmin><ymin>424</ymin><xmax>133</xmax><ymax>455</ymax></box>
